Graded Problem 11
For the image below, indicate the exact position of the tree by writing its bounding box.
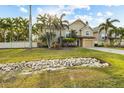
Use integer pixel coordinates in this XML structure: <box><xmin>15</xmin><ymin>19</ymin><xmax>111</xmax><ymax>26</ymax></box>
<box><xmin>0</xmin><ymin>17</ymin><xmax>29</xmax><ymax>42</ymax></box>
<box><xmin>68</xmin><ymin>30</ymin><xmax>77</xmax><ymax>38</ymax></box>
<box><xmin>13</xmin><ymin>17</ymin><xmax>21</xmax><ymax>41</ymax></box>
<box><xmin>99</xmin><ymin>18</ymin><xmax>120</xmax><ymax>46</ymax></box>
<box><xmin>2</xmin><ymin>18</ymin><xmax>12</xmax><ymax>42</ymax></box>
<box><xmin>39</xmin><ymin>32</ymin><xmax>56</xmax><ymax>47</ymax></box>
<box><xmin>32</xmin><ymin>23</ymin><xmax>43</xmax><ymax>41</ymax></box>
<box><xmin>37</xmin><ymin>14</ymin><xmax>51</xmax><ymax>48</ymax></box>
<box><xmin>20</xmin><ymin>18</ymin><xmax>29</xmax><ymax>41</ymax></box>
<box><xmin>108</xmin><ymin>27</ymin><xmax>117</xmax><ymax>46</ymax></box>
<box><xmin>58</xmin><ymin>13</ymin><xmax>69</xmax><ymax>47</ymax></box>
<box><xmin>36</xmin><ymin>14</ymin><xmax>58</xmax><ymax>48</ymax></box>
<box><xmin>6</xmin><ymin>18</ymin><xmax>14</xmax><ymax>42</ymax></box>
<box><xmin>117</xmin><ymin>27</ymin><xmax>124</xmax><ymax>47</ymax></box>
<box><xmin>0</xmin><ymin>18</ymin><xmax>4</xmax><ymax>42</ymax></box>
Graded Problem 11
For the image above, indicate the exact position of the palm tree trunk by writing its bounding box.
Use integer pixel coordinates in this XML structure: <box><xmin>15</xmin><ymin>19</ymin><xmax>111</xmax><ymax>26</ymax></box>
<box><xmin>59</xmin><ymin>29</ymin><xmax>62</xmax><ymax>47</ymax></box>
<box><xmin>118</xmin><ymin>37</ymin><xmax>122</xmax><ymax>47</ymax></box>
<box><xmin>45</xmin><ymin>30</ymin><xmax>50</xmax><ymax>48</ymax></box>
<box><xmin>4</xmin><ymin>31</ymin><xmax>6</xmax><ymax>42</ymax></box>
<box><xmin>49</xmin><ymin>27</ymin><xmax>52</xmax><ymax>48</ymax></box>
<box><xmin>17</xmin><ymin>31</ymin><xmax>19</xmax><ymax>41</ymax></box>
<box><xmin>104</xmin><ymin>31</ymin><xmax>109</xmax><ymax>47</ymax></box>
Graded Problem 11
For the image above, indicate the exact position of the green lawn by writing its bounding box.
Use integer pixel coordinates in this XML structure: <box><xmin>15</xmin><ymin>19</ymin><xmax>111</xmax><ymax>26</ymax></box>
<box><xmin>115</xmin><ymin>48</ymin><xmax>124</xmax><ymax>50</ymax></box>
<box><xmin>0</xmin><ymin>47</ymin><xmax>124</xmax><ymax>88</ymax></box>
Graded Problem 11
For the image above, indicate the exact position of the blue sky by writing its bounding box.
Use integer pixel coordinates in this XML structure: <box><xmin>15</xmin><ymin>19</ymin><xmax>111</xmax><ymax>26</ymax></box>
<box><xmin>0</xmin><ymin>5</ymin><xmax>124</xmax><ymax>27</ymax></box>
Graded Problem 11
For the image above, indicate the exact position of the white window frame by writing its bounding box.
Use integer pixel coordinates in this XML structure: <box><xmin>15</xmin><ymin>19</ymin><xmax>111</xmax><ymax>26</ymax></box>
<box><xmin>86</xmin><ymin>31</ymin><xmax>90</xmax><ymax>36</ymax></box>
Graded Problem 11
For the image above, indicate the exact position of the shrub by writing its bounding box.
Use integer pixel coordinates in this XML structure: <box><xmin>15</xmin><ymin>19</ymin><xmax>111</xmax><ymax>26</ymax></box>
<box><xmin>37</xmin><ymin>41</ymin><xmax>48</xmax><ymax>48</ymax></box>
<box><xmin>62</xmin><ymin>38</ymin><xmax>77</xmax><ymax>47</ymax></box>
<box><xmin>63</xmin><ymin>38</ymin><xmax>76</xmax><ymax>43</ymax></box>
<box><xmin>52</xmin><ymin>42</ymin><xmax>60</xmax><ymax>48</ymax></box>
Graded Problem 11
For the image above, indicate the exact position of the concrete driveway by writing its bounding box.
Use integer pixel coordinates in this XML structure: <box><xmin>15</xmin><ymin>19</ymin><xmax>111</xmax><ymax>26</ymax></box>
<box><xmin>87</xmin><ymin>47</ymin><xmax>124</xmax><ymax>55</ymax></box>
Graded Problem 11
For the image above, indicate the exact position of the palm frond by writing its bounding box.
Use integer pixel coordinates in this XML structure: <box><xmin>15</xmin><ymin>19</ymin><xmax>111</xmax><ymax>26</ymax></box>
<box><xmin>110</xmin><ymin>19</ymin><xmax>120</xmax><ymax>23</ymax></box>
<box><xmin>99</xmin><ymin>27</ymin><xmax>105</xmax><ymax>33</ymax></box>
<box><xmin>60</xmin><ymin>13</ymin><xmax>66</xmax><ymax>20</ymax></box>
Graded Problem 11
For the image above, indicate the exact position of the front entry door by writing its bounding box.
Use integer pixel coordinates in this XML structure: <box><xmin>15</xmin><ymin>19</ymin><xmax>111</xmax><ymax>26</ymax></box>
<box><xmin>77</xmin><ymin>39</ymin><xmax>80</xmax><ymax>46</ymax></box>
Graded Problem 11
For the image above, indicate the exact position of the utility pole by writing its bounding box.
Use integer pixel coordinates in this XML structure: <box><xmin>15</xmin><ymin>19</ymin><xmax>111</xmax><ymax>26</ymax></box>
<box><xmin>29</xmin><ymin>5</ymin><xmax>32</xmax><ymax>48</ymax></box>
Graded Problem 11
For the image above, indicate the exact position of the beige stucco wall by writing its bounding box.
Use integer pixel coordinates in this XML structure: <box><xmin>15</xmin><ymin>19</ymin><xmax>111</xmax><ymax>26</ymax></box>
<box><xmin>81</xmin><ymin>26</ymin><xmax>93</xmax><ymax>36</ymax></box>
<box><xmin>69</xmin><ymin>21</ymin><xmax>93</xmax><ymax>37</ymax></box>
<box><xmin>93</xmin><ymin>32</ymin><xmax>98</xmax><ymax>44</ymax></box>
<box><xmin>69</xmin><ymin>21</ymin><xmax>85</xmax><ymax>34</ymax></box>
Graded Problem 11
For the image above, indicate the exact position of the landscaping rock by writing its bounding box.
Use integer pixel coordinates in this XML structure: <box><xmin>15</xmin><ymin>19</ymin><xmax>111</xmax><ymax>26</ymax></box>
<box><xmin>0</xmin><ymin>57</ymin><xmax>109</xmax><ymax>73</ymax></box>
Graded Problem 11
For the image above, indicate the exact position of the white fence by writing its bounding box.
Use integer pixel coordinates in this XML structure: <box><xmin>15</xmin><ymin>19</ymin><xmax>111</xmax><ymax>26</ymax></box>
<box><xmin>0</xmin><ymin>42</ymin><xmax>37</xmax><ymax>48</ymax></box>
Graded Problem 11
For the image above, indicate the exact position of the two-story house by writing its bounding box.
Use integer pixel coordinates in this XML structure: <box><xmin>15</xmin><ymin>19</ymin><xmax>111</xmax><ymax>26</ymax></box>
<box><xmin>35</xmin><ymin>19</ymin><xmax>95</xmax><ymax>48</ymax></box>
<box><xmin>61</xmin><ymin>19</ymin><xmax>95</xmax><ymax>48</ymax></box>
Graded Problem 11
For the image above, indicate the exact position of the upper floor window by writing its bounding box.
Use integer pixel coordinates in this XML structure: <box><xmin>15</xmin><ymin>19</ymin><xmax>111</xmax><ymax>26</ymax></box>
<box><xmin>65</xmin><ymin>32</ymin><xmax>70</xmax><ymax>37</ymax></box>
<box><xmin>101</xmin><ymin>34</ymin><xmax>105</xmax><ymax>40</ymax></box>
<box><xmin>86</xmin><ymin>31</ymin><xmax>90</xmax><ymax>36</ymax></box>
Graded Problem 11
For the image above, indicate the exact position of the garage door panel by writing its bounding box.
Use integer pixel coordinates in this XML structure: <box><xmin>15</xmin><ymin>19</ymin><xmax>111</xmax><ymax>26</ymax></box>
<box><xmin>82</xmin><ymin>39</ymin><xmax>94</xmax><ymax>48</ymax></box>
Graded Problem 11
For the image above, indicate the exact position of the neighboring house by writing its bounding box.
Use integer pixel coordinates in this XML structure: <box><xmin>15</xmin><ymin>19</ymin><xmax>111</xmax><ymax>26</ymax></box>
<box><xmin>93</xmin><ymin>27</ymin><xmax>106</xmax><ymax>45</ymax></box>
<box><xmin>93</xmin><ymin>27</ymin><xmax>124</xmax><ymax>46</ymax></box>
<box><xmin>61</xmin><ymin>19</ymin><xmax>95</xmax><ymax>48</ymax></box>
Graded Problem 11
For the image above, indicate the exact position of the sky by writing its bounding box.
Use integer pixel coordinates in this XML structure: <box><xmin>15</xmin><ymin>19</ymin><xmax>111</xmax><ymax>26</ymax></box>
<box><xmin>0</xmin><ymin>5</ymin><xmax>124</xmax><ymax>28</ymax></box>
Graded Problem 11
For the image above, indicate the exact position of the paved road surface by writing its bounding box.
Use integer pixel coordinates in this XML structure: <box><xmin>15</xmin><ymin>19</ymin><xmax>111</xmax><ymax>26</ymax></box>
<box><xmin>88</xmin><ymin>47</ymin><xmax>124</xmax><ymax>55</ymax></box>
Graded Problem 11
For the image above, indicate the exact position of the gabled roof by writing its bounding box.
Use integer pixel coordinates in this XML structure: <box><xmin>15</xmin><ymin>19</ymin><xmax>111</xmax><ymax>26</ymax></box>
<box><xmin>69</xmin><ymin>18</ymin><xmax>86</xmax><ymax>26</ymax></box>
<box><xmin>69</xmin><ymin>19</ymin><xmax>95</xmax><ymax>32</ymax></box>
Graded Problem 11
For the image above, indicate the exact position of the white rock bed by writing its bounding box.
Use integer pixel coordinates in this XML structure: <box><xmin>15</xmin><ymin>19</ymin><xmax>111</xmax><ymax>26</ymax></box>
<box><xmin>0</xmin><ymin>58</ymin><xmax>109</xmax><ymax>73</ymax></box>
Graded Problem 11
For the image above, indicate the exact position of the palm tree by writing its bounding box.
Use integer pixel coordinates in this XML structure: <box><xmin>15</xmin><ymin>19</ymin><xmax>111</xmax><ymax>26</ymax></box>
<box><xmin>37</xmin><ymin>14</ymin><xmax>48</xmax><ymax>34</ymax></box>
<box><xmin>7</xmin><ymin>18</ymin><xmax>14</xmax><ymax>42</ymax></box>
<box><xmin>32</xmin><ymin>22</ymin><xmax>44</xmax><ymax>42</ymax></box>
<box><xmin>0</xmin><ymin>18</ymin><xmax>14</xmax><ymax>42</ymax></box>
<box><xmin>32</xmin><ymin>23</ymin><xmax>43</xmax><ymax>39</ymax></box>
<box><xmin>37</xmin><ymin>14</ymin><xmax>51</xmax><ymax>48</ymax></box>
<box><xmin>13</xmin><ymin>17</ymin><xmax>22</xmax><ymax>41</ymax></box>
<box><xmin>0</xmin><ymin>17</ymin><xmax>30</xmax><ymax>42</ymax></box>
<box><xmin>2</xmin><ymin>18</ymin><xmax>12</xmax><ymax>42</ymax></box>
<box><xmin>99</xmin><ymin>18</ymin><xmax>120</xmax><ymax>46</ymax></box>
<box><xmin>108</xmin><ymin>27</ymin><xmax>118</xmax><ymax>46</ymax></box>
<box><xmin>20</xmin><ymin>18</ymin><xmax>29</xmax><ymax>41</ymax></box>
<box><xmin>0</xmin><ymin>18</ymin><xmax>4</xmax><ymax>42</ymax></box>
<box><xmin>37</xmin><ymin>14</ymin><xmax>60</xmax><ymax>48</ymax></box>
<box><xmin>47</xmin><ymin>14</ymin><xmax>58</xmax><ymax>47</ymax></box>
<box><xmin>117</xmin><ymin>27</ymin><xmax>124</xmax><ymax>47</ymax></box>
<box><xmin>58</xmin><ymin>13</ymin><xmax>69</xmax><ymax>47</ymax></box>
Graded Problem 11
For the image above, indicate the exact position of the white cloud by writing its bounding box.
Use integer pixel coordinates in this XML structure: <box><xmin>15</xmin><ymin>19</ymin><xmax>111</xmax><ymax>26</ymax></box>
<box><xmin>75</xmin><ymin>15</ymin><xmax>93</xmax><ymax>21</ymax></box>
<box><xmin>97</xmin><ymin>12</ymin><xmax>103</xmax><ymax>17</ymax></box>
<box><xmin>37</xmin><ymin>6</ymin><xmax>64</xmax><ymax>16</ymax></box>
<box><xmin>20</xmin><ymin>7</ymin><xmax>28</xmax><ymax>13</ymax></box>
<box><xmin>96</xmin><ymin>11</ymin><xmax>113</xmax><ymax>18</ymax></box>
<box><xmin>35</xmin><ymin>6</ymin><xmax>115</xmax><ymax>27</ymax></box>
<box><xmin>96</xmin><ymin>17</ymin><xmax>105</xmax><ymax>24</ymax></box>
<box><xmin>37</xmin><ymin>5</ymin><xmax>90</xmax><ymax>16</ymax></box>
<box><xmin>106</xmin><ymin>11</ymin><xmax>113</xmax><ymax>16</ymax></box>
<box><xmin>70</xmin><ymin>5</ymin><xmax>90</xmax><ymax>10</ymax></box>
